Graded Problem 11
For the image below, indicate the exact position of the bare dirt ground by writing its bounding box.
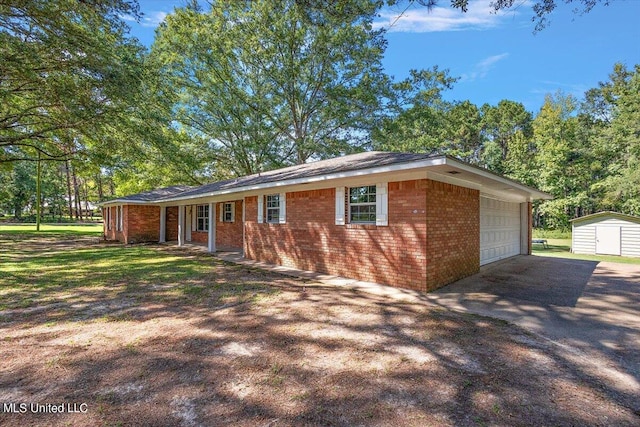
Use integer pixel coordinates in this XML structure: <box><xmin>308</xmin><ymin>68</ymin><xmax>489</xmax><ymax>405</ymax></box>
<box><xmin>1</xmin><ymin>237</ymin><xmax>639</xmax><ymax>426</ymax></box>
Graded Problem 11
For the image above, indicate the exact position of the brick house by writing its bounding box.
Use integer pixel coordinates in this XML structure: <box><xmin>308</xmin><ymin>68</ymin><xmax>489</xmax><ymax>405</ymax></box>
<box><xmin>102</xmin><ymin>152</ymin><xmax>550</xmax><ymax>292</ymax></box>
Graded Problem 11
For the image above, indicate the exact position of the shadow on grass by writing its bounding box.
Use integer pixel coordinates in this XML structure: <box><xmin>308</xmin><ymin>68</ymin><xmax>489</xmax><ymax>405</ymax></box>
<box><xmin>0</xmin><ymin>234</ymin><xmax>279</xmax><ymax>323</ymax></box>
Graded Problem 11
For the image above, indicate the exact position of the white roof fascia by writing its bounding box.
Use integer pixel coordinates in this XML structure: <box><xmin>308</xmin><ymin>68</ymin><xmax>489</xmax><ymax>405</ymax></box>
<box><xmin>444</xmin><ymin>158</ymin><xmax>552</xmax><ymax>201</ymax></box>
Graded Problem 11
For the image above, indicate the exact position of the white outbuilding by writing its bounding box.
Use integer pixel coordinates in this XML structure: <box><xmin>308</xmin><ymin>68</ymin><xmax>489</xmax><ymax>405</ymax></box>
<box><xmin>571</xmin><ymin>211</ymin><xmax>640</xmax><ymax>257</ymax></box>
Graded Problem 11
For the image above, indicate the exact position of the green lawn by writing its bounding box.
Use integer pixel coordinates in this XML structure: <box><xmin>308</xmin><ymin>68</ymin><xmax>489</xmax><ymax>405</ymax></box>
<box><xmin>0</xmin><ymin>223</ymin><xmax>103</xmax><ymax>236</ymax></box>
<box><xmin>532</xmin><ymin>237</ymin><xmax>640</xmax><ymax>265</ymax></box>
<box><xmin>0</xmin><ymin>230</ymin><xmax>273</xmax><ymax>313</ymax></box>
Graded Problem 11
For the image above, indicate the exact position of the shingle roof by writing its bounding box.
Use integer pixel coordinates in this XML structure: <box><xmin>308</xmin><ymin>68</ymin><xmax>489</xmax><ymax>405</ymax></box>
<box><xmin>103</xmin><ymin>151</ymin><xmax>550</xmax><ymax>205</ymax></box>
<box><xmin>109</xmin><ymin>185</ymin><xmax>194</xmax><ymax>203</ymax></box>
<box><xmin>170</xmin><ymin>151</ymin><xmax>438</xmax><ymax>200</ymax></box>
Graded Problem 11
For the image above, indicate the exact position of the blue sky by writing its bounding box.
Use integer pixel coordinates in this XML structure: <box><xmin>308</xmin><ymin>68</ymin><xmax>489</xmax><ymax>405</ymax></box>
<box><xmin>127</xmin><ymin>0</ymin><xmax>640</xmax><ymax>113</ymax></box>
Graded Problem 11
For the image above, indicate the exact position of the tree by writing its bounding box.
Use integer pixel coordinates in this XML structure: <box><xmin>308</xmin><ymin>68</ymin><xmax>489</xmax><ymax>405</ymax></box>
<box><xmin>371</xmin><ymin>67</ymin><xmax>459</xmax><ymax>154</ymax></box>
<box><xmin>151</xmin><ymin>0</ymin><xmax>393</xmax><ymax>175</ymax></box>
<box><xmin>532</xmin><ymin>92</ymin><xmax>583</xmax><ymax>228</ymax></box>
<box><xmin>0</xmin><ymin>0</ymin><xmax>146</xmax><ymax>163</ymax></box>
<box><xmin>591</xmin><ymin>64</ymin><xmax>640</xmax><ymax>214</ymax></box>
<box><xmin>480</xmin><ymin>100</ymin><xmax>533</xmax><ymax>174</ymax></box>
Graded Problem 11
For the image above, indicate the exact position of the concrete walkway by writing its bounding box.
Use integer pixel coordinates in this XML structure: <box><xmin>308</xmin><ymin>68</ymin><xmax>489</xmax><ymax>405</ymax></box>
<box><xmin>214</xmin><ymin>251</ymin><xmax>429</xmax><ymax>303</ymax></box>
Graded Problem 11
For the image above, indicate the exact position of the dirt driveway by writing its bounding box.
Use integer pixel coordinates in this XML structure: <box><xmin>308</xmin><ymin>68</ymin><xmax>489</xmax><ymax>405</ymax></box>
<box><xmin>429</xmin><ymin>255</ymin><xmax>640</xmax><ymax>415</ymax></box>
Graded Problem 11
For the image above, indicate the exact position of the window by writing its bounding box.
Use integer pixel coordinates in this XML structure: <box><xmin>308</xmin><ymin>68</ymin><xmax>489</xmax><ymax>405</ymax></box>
<box><xmin>116</xmin><ymin>206</ymin><xmax>123</xmax><ymax>231</ymax></box>
<box><xmin>106</xmin><ymin>207</ymin><xmax>112</xmax><ymax>230</ymax></box>
<box><xmin>196</xmin><ymin>204</ymin><xmax>209</xmax><ymax>231</ymax></box>
<box><xmin>223</xmin><ymin>202</ymin><xmax>234</xmax><ymax>223</ymax></box>
<box><xmin>266</xmin><ymin>194</ymin><xmax>280</xmax><ymax>223</ymax></box>
<box><xmin>349</xmin><ymin>185</ymin><xmax>376</xmax><ymax>224</ymax></box>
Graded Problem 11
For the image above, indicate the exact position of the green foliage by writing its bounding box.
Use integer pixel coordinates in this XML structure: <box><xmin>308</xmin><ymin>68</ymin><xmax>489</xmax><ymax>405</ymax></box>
<box><xmin>0</xmin><ymin>0</ymin><xmax>146</xmax><ymax>163</ymax></box>
<box><xmin>151</xmin><ymin>0</ymin><xmax>392</xmax><ymax>175</ymax></box>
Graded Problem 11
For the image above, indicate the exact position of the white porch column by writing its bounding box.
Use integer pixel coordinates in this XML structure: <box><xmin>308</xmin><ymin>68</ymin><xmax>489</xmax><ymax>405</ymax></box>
<box><xmin>208</xmin><ymin>202</ymin><xmax>216</xmax><ymax>253</ymax></box>
<box><xmin>159</xmin><ymin>206</ymin><xmax>166</xmax><ymax>243</ymax></box>
<box><xmin>178</xmin><ymin>205</ymin><xmax>185</xmax><ymax>247</ymax></box>
<box><xmin>185</xmin><ymin>205</ymin><xmax>192</xmax><ymax>242</ymax></box>
<box><xmin>241</xmin><ymin>199</ymin><xmax>246</xmax><ymax>257</ymax></box>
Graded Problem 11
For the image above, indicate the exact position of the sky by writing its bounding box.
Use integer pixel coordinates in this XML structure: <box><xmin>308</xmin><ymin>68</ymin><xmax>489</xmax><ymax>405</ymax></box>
<box><xmin>126</xmin><ymin>0</ymin><xmax>640</xmax><ymax>113</ymax></box>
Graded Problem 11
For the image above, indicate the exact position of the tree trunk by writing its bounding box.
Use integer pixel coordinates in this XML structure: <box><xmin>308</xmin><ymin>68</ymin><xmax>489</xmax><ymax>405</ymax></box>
<box><xmin>36</xmin><ymin>151</ymin><xmax>41</xmax><ymax>231</ymax></box>
<box><xmin>97</xmin><ymin>173</ymin><xmax>104</xmax><ymax>202</ymax></box>
<box><xmin>72</xmin><ymin>165</ymin><xmax>82</xmax><ymax>221</ymax></box>
<box><xmin>65</xmin><ymin>160</ymin><xmax>73</xmax><ymax>220</ymax></box>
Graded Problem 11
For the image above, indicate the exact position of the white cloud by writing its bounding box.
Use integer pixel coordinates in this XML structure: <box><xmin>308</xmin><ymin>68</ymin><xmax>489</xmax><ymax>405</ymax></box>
<box><xmin>374</xmin><ymin>0</ymin><xmax>526</xmax><ymax>33</ymax></box>
<box><xmin>121</xmin><ymin>10</ymin><xmax>168</xmax><ymax>28</ymax></box>
<box><xmin>140</xmin><ymin>11</ymin><xmax>168</xmax><ymax>28</ymax></box>
<box><xmin>460</xmin><ymin>53</ymin><xmax>509</xmax><ymax>82</ymax></box>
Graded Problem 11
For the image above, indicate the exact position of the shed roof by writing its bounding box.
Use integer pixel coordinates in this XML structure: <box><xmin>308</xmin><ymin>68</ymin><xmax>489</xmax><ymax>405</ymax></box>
<box><xmin>570</xmin><ymin>211</ymin><xmax>640</xmax><ymax>225</ymax></box>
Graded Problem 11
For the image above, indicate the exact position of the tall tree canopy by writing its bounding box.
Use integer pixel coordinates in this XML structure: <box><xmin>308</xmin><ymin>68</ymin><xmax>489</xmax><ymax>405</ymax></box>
<box><xmin>0</xmin><ymin>0</ymin><xmax>146</xmax><ymax>163</ymax></box>
<box><xmin>151</xmin><ymin>0</ymin><xmax>393</xmax><ymax>176</ymax></box>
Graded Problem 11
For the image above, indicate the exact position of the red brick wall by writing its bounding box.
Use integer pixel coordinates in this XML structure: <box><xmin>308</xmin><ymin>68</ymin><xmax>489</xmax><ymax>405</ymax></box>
<box><xmin>165</xmin><ymin>206</ymin><xmax>178</xmax><ymax>242</ymax></box>
<box><xmin>126</xmin><ymin>205</ymin><xmax>160</xmax><ymax>244</ymax></box>
<box><xmin>425</xmin><ymin>181</ymin><xmax>480</xmax><ymax>290</ymax></box>
<box><xmin>191</xmin><ymin>231</ymin><xmax>208</xmax><ymax>244</ymax></box>
<box><xmin>217</xmin><ymin>200</ymin><xmax>243</xmax><ymax>249</ymax></box>
<box><xmin>244</xmin><ymin>180</ymin><xmax>429</xmax><ymax>291</ymax></box>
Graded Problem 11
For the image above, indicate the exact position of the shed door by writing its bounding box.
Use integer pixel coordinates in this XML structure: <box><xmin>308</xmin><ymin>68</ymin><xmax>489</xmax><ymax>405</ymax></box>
<box><xmin>596</xmin><ymin>226</ymin><xmax>621</xmax><ymax>255</ymax></box>
<box><xmin>480</xmin><ymin>196</ymin><xmax>521</xmax><ymax>265</ymax></box>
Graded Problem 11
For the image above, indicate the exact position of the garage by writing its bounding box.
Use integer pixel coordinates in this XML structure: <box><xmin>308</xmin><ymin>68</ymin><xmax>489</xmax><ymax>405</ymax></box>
<box><xmin>480</xmin><ymin>196</ymin><xmax>522</xmax><ymax>265</ymax></box>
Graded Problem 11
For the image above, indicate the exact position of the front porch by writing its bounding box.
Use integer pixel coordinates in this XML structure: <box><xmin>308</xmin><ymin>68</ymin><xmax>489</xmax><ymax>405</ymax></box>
<box><xmin>159</xmin><ymin>200</ymin><xmax>244</xmax><ymax>254</ymax></box>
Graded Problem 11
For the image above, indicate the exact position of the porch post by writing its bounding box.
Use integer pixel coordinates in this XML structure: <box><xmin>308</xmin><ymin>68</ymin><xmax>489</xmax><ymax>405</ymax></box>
<box><xmin>241</xmin><ymin>199</ymin><xmax>245</xmax><ymax>257</ymax></box>
<box><xmin>159</xmin><ymin>206</ymin><xmax>166</xmax><ymax>243</ymax></box>
<box><xmin>208</xmin><ymin>202</ymin><xmax>216</xmax><ymax>253</ymax></box>
<box><xmin>186</xmin><ymin>205</ymin><xmax>192</xmax><ymax>242</ymax></box>
<box><xmin>178</xmin><ymin>205</ymin><xmax>185</xmax><ymax>247</ymax></box>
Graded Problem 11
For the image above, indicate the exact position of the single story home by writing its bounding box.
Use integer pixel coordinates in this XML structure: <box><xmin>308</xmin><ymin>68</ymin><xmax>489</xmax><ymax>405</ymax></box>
<box><xmin>102</xmin><ymin>151</ymin><xmax>551</xmax><ymax>292</ymax></box>
<box><xmin>571</xmin><ymin>211</ymin><xmax>640</xmax><ymax>257</ymax></box>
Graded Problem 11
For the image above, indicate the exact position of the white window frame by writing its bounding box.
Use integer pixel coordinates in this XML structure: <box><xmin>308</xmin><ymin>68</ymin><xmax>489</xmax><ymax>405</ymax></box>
<box><xmin>196</xmin><ymin>204</ymin><xmax>209</xmax><ymax>232</ymax></box>
<box><xmin>116</xmin><ymin>205</ymin><xmax>123</xmax><ymax>231</ymax></box>
<box><xmin>106</xmin><ymin>207</ymin><xmax>112</xmax><ymax>230</ymax></box>
<box><xmin>222</xmin><ymin>202</ymin><xmax>235</xmax><ymax>223</ymax></box>
<box><xmin>266</xmin><ymin>194</ymin><xmax>280</xmax><ymax>223</ymax></box>
<box><xmin>341</xmin><ymin>183</ymin><xmax>388</xmax><ymax>226</ymax></box>
<box><xmin>348</xmin><ymin>185</ymin><xmax>377</xmax><ymax>224</ymax></box>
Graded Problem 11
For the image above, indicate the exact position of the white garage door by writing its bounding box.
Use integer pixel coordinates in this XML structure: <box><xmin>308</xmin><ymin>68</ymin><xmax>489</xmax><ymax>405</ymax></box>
<box><xmin>480</xmin><ymin>197</ymin><xmax>521</xmax><ymax>265</ymax></box>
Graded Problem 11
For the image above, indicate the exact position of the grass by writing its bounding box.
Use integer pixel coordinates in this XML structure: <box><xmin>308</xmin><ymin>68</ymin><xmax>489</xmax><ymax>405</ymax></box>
<box><xmin>0</xmin><ymin>223</ymin><xmax>103</xmax><ymax>236</ymax></box>
<box><xmin>0</xmin><ymin>231</ymin><xmax>274</xmax><ymax>313</ymax></box>
<box><xmin>532</xmin><ymin>238</ymin><xmax>640</xmax><ymax>265</ymax></box>
<box><xmin>532</xmin><ymin>229</ymin><xmax>571</xmax><ymax>239</ymax></box>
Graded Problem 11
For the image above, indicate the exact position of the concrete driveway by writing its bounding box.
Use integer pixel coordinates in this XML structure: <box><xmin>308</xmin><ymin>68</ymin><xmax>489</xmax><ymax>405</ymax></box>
<box><xmin>428</xmin><ymin>255</ymin><xmax>640</xmax><ymax>410</ymax></box>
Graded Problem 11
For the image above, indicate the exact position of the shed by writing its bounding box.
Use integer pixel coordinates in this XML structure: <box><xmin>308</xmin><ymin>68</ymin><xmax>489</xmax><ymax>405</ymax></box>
<box><xmin>571</xmin><ymin>211</ymin><xmax>640</xmax><ymax>257</ymax></box>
